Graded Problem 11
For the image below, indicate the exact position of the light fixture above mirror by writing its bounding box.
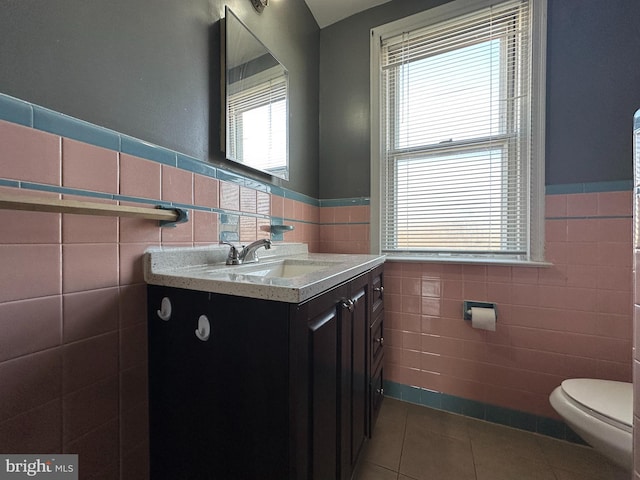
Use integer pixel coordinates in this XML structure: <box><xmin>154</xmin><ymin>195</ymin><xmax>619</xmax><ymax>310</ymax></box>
<box><xmin>250</xmin><ymin>0</ymin><xmax>268</xmax><ymax>13</ymax></box>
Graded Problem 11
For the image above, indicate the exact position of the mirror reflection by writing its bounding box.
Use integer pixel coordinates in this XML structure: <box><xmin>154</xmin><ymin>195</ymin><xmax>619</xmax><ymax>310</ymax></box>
<box><xmin>224</xmin><ymin>7</ymin><xmax>289</xmax><ymax>180</ymax></box>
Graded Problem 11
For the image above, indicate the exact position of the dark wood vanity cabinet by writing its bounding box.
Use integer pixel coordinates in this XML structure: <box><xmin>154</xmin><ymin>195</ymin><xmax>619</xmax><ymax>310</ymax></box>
<box><xmin>148</xmin><ymin>286</ymin><xmax>291</xmax><ymax>479</ymax></box>
<box><xmin>148</xmin><ymin>265</ymin><xmax>384</xmax><ymax>480</ymax></box>
<box><xmin>369</xmin><ymin>265</ymin><xmax>385</xmax><ymax>432</ymax></box>
<box><xmin>340</xmin><ymin>273</ymin><xmax>369</xmax><ymax>480</ymax></box>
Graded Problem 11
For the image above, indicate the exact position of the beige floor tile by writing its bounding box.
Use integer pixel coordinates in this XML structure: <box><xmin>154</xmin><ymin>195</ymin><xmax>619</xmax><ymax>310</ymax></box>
<box><xmin>354</xmin><ymin>461</ymin><xmax>398</xmax><ymax>480</ymax></box>
<box><xmin>400</xmin><ymin>426</ymin><xmax>476</xmax><ymax>480</ymax></box>
<box><xmin>378</xmin><ymin>397</ymin><xmax>409</xmax><ymax>424</ymax></box>
<box><xmin>553</xmin><ymin>466</ymin><xmax>630</xmax><ymax>480</ymax></box>
<box><xmin>537</xmin><ymin>435</ymin><xmax>627</xmax><ymax>480</ymax></box>
<box><xmin>474</xmin><ymin>453</ymin><xmax>556</xmax><ymax>480</ymax></box>
<box><xmin>369</xmin><ymin>398</ymin><xmax>627</xmax><ymax>480</ymax></box>
<box><xmin>405</xmin><ymin>403</ymin><xmax>469</xmax><ymax>441</ymax></box>
<box><xmin>362</xmin><ymin>409</ymin><xmax>406</xmax><ymax>472</ymax></box>
<box><xmin>467</xmin><ymin>418</ymin><xmax>546</xmax><ymax>462</ymax></box>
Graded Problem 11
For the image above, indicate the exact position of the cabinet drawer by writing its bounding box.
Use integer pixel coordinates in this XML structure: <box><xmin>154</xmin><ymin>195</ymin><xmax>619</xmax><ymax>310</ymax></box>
<box><xmin>370</xmin><ymin>361</ymin><xmax>384</xmax><ymax>433</ymax></box>
<box><xmin>371</xmin><ymin>270</ymin><xmax>384</xmax><ymax>320</ymax></box>
<box><xmin>370</xmin><ymin>311</ymin><xmax>384</xmax><ymax>368</ymax></box>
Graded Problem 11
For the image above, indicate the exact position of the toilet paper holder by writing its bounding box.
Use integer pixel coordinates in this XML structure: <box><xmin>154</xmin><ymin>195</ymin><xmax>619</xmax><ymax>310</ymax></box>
<box><xmin>463</xmin><ymin>300</ymin><xmax>498</xmax><ymax>321</ymax></box>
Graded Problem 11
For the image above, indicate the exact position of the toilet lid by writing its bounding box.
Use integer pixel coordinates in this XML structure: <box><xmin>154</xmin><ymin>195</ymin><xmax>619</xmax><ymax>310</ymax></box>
<box><xmin>561</xmin><ymin>379</ymin><xmax>633</xmax><ymax>428</ymax></box>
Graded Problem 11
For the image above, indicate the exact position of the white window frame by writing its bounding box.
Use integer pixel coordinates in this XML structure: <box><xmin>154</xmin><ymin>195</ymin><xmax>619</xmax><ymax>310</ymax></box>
<box><xmin>227</xmin><ymin>65</ymin><xmax>288</xmax><ymax>177</ymax></box>
<box><xmin>370</xmin><ymin>0</ymin><xmax>547</xmax><ymax>265</ymax></box>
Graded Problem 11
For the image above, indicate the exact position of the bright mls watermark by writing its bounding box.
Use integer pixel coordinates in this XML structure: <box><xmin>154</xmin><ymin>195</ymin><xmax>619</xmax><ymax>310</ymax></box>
<box><xmin>0</xmin><ymin>456</ymin><xmax>77</xmax><ymax>479</ymax></box>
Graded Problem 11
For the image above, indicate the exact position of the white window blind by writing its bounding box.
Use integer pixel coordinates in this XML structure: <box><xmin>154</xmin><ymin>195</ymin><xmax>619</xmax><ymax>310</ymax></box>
<box><xmin>376</xmin><ymin>0</ymin><xmax>541</xmax><ymax>261</ymax></box>
<box><xmin>227</xmin><ymin>71</ymin><xmax>287</xmax><ymax>176</ymax></box>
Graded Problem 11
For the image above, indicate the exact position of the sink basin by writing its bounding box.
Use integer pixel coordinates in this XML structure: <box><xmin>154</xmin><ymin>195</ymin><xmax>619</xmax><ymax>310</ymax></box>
<box><xmin>144</xmin><ymin>243</ymin><xmax>386</xmax><ymax>303</ymax></box>
<box><xmin>216</xmin><ymin>259</ymin><xmax>339</xmax><ymax>279</ymax></box>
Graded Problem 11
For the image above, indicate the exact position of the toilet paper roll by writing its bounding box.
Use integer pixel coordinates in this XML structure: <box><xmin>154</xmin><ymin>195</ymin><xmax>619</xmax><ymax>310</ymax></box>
<box><xmin>470</xmin><ymin>307</ymin><xmax>496</xmax><ymax>331</ymax></box>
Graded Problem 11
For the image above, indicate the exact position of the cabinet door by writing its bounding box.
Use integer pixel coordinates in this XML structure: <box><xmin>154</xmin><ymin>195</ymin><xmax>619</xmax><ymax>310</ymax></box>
<box><xmin>204</xmin><ymin>292</ymin><xmax>290</xmax><ymax>479</ymax></box>
<box><xmin>148</xmin><ymin>286</ymin><xmax>290</xmax><ymax>480</ymax></box>
<box><xmin>308</xmin><ymin>307</ymin><xmax>340</xmax><ymax>480</ymax></box>
<box><xmin>148</xmin><ymin>285</ymin><xmax>212</xmax><ymax>479</ymax></box>
<box><xmin>340</xmin><ymin>280</ymin><xmax>369</xmax><ymax>480</ymax></box>
<box><xmin>292</xmin><ymin>282</ymin><xmax>348</xmax><ymax>480</ymax></box>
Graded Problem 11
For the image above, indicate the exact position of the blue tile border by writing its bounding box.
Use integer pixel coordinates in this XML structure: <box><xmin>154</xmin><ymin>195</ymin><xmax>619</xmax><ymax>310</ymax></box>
<box><xmin>581</xmin><ymin>180</ymin><xmax>634</xmax><ymax>193</ymax></box>
<box><xmin>0</xmin><ymin>93</ymin><xmax>633</xmax><ymax>211</ymax></box>
<box><xmin>283</xmin><ymin>188</ymin><xmax>318</xmax><ymax>206</ymax></box>
<box><xmin>21</xmin><ymin>182</ymin><xmax>114</xmax><ymax>200</ymax></box>
<box><xmin>0</xmin><ymin>94</ymin><xmax>32</xmax><ymax>126</ymax></box>
<box><xmin>0</xmin><ymin>92</ymin><xmax>316</xmax><ymax>204</ymax></box>
<box><xmin>545</xmin><ymin>183</ymin><xmax>585</xmax><ymax>195</ymax></box>
<box><xmin>269</xmin><ymin>185</ymin><xmax>286</xmax><ymax>198</ymax></box>
<box><xmin>319</xmin><ymin>197</ymin><xmax>371</xmax><ymax>207</ymax></box>
<box><xmin>419</xmin><ymin>388</ymin><xmax>442</xmax><ymax>409</ymax></box>
<box><xmin>177</xmin><ymin>154</ymin><xmax>217</xmax><ymax>178</ymax></box>
<box><xmin>121</xmin><ymin>135</ymin><xmax>177</xmax><ymax>166</ymax></box>
<box><xmin>383</xmin><ymin>379</ymin><xmax>585</xmax><ymax>444</ymax></box>
<box><xmin>510</xmin><ymin>410</ymin><xmax>538</xmax><ymax>433</ymax></box>
<box><xmin>485</xmin><ymin>404</ymin><xmax>512</xmax><ymax>427</ymax></box>
<box><xmin>216</xmin><ymin>168</ymin><xmax>248</xmax><ymax>186</ymax></box>
<box><xmin>546</xmin><ymin>214</ymin><xmax>631</xmax><ymax>221</ymax></box>
<box><xmin>33</xmin><ymin>106</ymin><xmax>120</xmax><ymax>151</ymax></box>
<box><xmin>116</xmin><ymin>194</ymin><xmax>169</xmax><ymax>207</ymax></box>
<box><xmin>546</xmin><ymin>180</ymin><xmax>633</xmax><ymax>195</ymax></box>
<box><xmin>0</xmin><ymin>180</ymin><xmax>276</xmax><ymax>222</ymax></box>
<box><xmin>0</xmin><ymin>179</ymin><xmax>20</xmax><ymax>188</ymax></box>
<box><xmin>244</xmin><ymin>178</ymin><xmax>270</xmax><ymax>194</ymax></box>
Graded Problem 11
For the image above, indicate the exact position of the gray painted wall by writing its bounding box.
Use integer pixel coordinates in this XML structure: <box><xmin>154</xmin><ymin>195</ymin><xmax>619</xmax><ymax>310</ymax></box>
<box><xmin>319</xmin><ymin>0</ymin><xmax>640</xmax><ymax>199</ymax></box>
<box><xmin>546</xmin><ymin>0</ymin><xmax>640</xmax><ymax>185</ymax></box>
<box><xmin>319</xmin><ymin>0</ymin><xmax>448</xmax><ymax>200</ymax></box>
<box><xmin>4</xmin><ymin>0</ymin><xmax>640</xmax><ymax>201</ymax></box>
<box><xmin>0</xmin><ymin>0</ymin><xmax>320</xmax><ymax>197</ymax></box>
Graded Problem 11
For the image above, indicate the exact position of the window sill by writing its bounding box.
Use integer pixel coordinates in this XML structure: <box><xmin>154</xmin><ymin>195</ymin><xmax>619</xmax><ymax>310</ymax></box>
<box><xmin>384</xmin><ymin>255</ymin><xmax>552</xmax><ymax>267</ymax></box>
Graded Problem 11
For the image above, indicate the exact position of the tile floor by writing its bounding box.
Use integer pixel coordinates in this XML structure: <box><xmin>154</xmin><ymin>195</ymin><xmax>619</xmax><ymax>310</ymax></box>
<box><xmin>356</xmin><ymin>398</ymin><xmax>629</xmax><ymax>480</ymax></box>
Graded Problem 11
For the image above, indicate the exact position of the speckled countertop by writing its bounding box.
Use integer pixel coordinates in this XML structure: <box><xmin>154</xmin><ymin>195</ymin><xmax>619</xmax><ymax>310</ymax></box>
<box><xmin>144</xmin><ymin>243</ymin><xmax>385</xmax><ymax>303</ymax></box>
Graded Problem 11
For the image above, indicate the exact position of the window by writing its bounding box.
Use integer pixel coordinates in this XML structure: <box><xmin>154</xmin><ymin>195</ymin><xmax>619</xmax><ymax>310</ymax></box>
<box><xmin>370</xmin><ymin>0</ymin><xmax>546</xmax><ymax>263</ymax></box>
<box><xmin>227</xmin><ymin>67</ymin><xmax>288</xmax><ymax>178</ymax></box>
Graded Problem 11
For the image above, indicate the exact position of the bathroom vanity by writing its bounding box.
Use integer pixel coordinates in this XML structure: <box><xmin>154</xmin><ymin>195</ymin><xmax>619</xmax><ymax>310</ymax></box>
<box><xmin>144</xmin><ymin>244</ymin><xmax>385</xmax><ymax>480</ymax></box>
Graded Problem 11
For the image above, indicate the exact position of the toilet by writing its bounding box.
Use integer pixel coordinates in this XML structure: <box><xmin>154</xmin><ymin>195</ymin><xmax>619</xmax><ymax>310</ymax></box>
<box><xmin>549</xmin><ymin>379</ymin><xmax>633</xmax><ymax>471</ymax></box>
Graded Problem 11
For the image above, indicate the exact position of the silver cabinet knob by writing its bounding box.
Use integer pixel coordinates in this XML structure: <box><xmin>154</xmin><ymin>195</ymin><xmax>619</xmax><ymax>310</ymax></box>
<box><xmin>342</xmin><ymin>299</ymin><xmax>355</xmax><ymax>312</ymax></box>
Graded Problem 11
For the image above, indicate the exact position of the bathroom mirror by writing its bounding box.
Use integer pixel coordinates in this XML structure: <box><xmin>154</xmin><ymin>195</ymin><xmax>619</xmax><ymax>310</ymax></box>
<box><xmin>223</xmin><ymin>7</ymin><xmax>289</xmax><ymax>180</ymax></box>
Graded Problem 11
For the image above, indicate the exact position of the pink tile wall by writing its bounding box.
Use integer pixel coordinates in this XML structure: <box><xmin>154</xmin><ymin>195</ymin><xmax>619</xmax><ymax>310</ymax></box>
<box><xmin>0</xmin><ymin>119</ymin><xmax>317</xmax><ymax>479</ymax></box>
<box><xmin>2</xmin><ymin>113</ymin><xmax>633</xmax><ymax>476</ymax></box>
<box><xmin>273</xmin><ymin>195</ymin><xmax>320</xmax><ymax>251</ymax></box>
<box><xmin>318</xmin><ymin>194</ymin><xmax>632</xmax><ymax>420</ymax></box>
<box><xmin>319</xmin><ymin>205</ymin><xmax>370</xmax><ymax>254</ymax></box>
<box><xmin>380</xmin><ymin>191</ymin><xmax>633</xmax><ymax>419</ymax></box>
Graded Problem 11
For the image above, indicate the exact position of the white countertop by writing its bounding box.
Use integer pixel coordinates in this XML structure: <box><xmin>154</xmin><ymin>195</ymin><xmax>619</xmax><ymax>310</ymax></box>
<box><xmin>144</xmin><ymin>243</ymin><xmax>385</xmax><ymax>303</ymax></box>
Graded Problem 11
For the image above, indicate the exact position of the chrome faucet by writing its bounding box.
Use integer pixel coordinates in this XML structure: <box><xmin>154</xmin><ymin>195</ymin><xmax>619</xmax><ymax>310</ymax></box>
<box><xmin>221</xmin><ymin>239</ymin><xmax>272</xmax><ymax>265</ymax></box>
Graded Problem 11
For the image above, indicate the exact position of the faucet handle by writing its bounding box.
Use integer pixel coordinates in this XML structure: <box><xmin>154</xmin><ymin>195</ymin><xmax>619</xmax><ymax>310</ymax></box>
<box><xmin>220</xmin><ymin>241</ymin><xmax>241</xmax><ymax>265</ymax></box>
